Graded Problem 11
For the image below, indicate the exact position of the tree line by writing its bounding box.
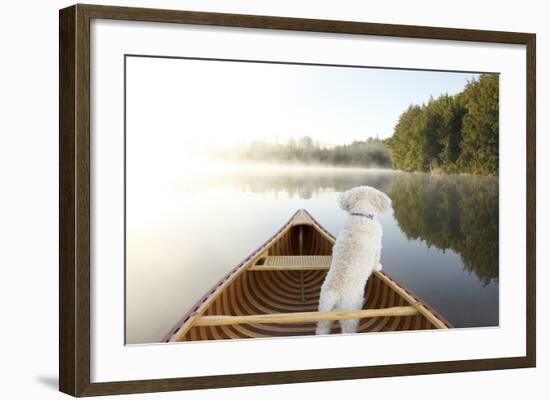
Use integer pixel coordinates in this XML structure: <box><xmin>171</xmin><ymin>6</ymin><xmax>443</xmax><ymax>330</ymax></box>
<box><xmin>214</xmin><ymin>74</ymin><xmax>498</xmax><ymax>175</ymax></box>
<box><xmin>384</xmin><ymin>74</ymin><xmax>499</xmax><ymax>175</ymax></box>
<box><xmin>216</xmin><ymin>136</ymin><xmax>392</xmax><ymax>168</ymax></box>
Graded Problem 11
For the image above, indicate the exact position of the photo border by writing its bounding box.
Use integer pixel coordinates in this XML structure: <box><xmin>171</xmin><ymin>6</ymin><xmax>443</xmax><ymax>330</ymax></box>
<box><xmin>59</xmin><ymin>3</ymin><xmax>536</xmax><ymax>396</ymax></box>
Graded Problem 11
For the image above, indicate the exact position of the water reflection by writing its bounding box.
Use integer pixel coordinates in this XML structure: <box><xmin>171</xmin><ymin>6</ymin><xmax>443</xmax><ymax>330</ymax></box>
<box><xmin>178</xmin><ymin>166</ymin><xmax>498</xmax><ymax>285</ymax></box>
<box><xmin>127</xmin><ymin>165</ymin><xmax>499</xmax><ymax>343</ymax></box>
<box><xmin>388</xmin><ymin>174</ymin><xmax>499</xmax><ymax>285</ymax></box>
<box><xmin>177</xmin><ymin>166</ymin><xmax>393</xmax><ymax>199</ymax></box>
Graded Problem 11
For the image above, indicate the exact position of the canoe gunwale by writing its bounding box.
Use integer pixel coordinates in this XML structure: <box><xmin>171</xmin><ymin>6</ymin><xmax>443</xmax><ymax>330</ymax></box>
<box><xmin>375</xmin><ymin>270</ymin><xmax>453</xmax><ymax>329</ymax></box>
<box><xmin>162</xmin><ymin>210</ymin><xmax>305</xmax><ymax>342</ymax></box>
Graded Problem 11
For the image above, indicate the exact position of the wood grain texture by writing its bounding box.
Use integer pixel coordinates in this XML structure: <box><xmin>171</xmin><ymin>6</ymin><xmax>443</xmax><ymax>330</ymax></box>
<box><xmin>525</xmin><ymin>34</ymin><xmax>536</xmax><ymax>367</ymax></box>
<box><xmin>59</xmin><ymin>5</ymin><xmax>76</xmax><ymax>396</ymax></box>
<box><xmin>59</xmin><ymin>4</ymin><xmax>92</xmax><ymax>397</ymax></box>
<box><xmin>71</xmin><ymin>356</ymin><xmax>536</xmax><ymax>397</ymax></box>
<box><xmin>77</xmin><ymin>3</ymin><xmax>533</xmax><ymax>44</ymax></box>
<box><xmin>58</xmin><ymin>3</ymin><xmax>537</xmax><ymax>396</ymax></box>
<box><xmin>195</xmin><ymin>307</ymin><xmax>419</xmax><ymax>326</ymax></box>
<box><xmin>75</xmin><ymin>4</ymin><xmax>92</xmax><ymax>396</ymax></box>
<box><xmin>171</xmin><ymin>210</ymin><xmax>449</xmax><ymax>341</ymax></box>
<box><xmin>167</xmin><ymin>211</ymin><xmax>303</xmax><ymax>342</ymax></box>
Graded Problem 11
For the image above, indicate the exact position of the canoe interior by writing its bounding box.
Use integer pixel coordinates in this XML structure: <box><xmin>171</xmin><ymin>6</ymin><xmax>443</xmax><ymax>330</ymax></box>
<box><xmin>175</xmin><ymin>213</ymin><xmax>444</xmax><ymax>342</ymax></box>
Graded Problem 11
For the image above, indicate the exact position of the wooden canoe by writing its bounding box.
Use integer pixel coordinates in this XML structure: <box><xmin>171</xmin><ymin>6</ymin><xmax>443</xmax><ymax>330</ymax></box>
<box><xmin>163</xmin><ymin>209</ymin><xmax>451</xmax><ymax>342</ymax></box>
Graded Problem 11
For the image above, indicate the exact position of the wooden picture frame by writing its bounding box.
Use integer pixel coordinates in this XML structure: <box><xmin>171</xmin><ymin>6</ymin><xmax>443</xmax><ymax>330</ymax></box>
<box><xmin>59</xmin><ymin>3</ymin><xmax>536</xmax><ymax>397</ymax></box>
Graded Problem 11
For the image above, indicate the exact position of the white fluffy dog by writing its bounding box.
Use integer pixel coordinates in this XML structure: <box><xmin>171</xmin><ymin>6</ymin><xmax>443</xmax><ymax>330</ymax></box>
<box><xmin>316</xmin><ymin>186</ymin><xmax>392</xmax><ymax>335</ymax></box>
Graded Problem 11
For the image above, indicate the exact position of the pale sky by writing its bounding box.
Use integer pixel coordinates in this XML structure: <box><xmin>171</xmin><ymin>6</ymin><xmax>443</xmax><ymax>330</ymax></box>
<box><xmin>126</xmin><ymin>56</ymin><xmax>480</xmax><ymax>153</ymax></box>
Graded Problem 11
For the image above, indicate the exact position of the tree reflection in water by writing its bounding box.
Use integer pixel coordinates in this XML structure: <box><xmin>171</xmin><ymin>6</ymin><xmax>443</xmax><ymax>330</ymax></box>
<box><xmin>183</xmin><ymin>166</ymin><xmax>498</xmax><ymax>286</ymax></box>
<box><xmin>388</xmin><ymin>173</ymin><xmax>498</xmax><ymax>285</ymax></box>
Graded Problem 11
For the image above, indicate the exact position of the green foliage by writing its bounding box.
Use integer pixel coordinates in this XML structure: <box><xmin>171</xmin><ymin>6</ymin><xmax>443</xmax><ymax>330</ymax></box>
<box><xmin>385</xmin><ymin>74</ymin><xmax>498</xmax><ymax>175</ymax></box>
<box><xmin>218</xmin><ymin>136</ymin><xmax>393</xmax><ymax>168</ymax></box>
<box><xmin>457</xmin><ymin>75</ymin><xmax>499</xmax><ymax>175</ymax></box>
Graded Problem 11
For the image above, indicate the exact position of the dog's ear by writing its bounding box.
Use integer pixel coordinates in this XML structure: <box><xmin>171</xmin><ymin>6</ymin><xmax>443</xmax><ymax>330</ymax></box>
<box><xmin>371</xmin><ymin>190</ymin><xmax>392</xmax><ymax>213</ymax></box>
<box><xmin>338</xmin><ymin>190</ymin><xmax>353</xmax><ymax>212</ymax></box>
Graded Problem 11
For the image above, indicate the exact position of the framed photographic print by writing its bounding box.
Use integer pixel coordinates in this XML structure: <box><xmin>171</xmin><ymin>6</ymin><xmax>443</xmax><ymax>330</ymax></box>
<box><xmin>59</xmin><ymin>4</ymin><xmax>536</xmax><ymax>397</ymax></box>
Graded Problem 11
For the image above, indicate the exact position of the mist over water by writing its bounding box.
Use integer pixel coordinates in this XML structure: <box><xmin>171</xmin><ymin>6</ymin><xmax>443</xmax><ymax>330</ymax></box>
<box><xmin>126</xmin><ymin>164</ymin><xmax>498</xmax><ymax>344</ymax></box>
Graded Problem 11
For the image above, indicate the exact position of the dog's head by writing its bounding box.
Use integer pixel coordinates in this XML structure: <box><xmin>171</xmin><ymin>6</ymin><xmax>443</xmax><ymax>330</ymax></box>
<box><xmin>338</xmin><ymin>186</ymin><xmax>392</xmax><ymax>214</ymax></box>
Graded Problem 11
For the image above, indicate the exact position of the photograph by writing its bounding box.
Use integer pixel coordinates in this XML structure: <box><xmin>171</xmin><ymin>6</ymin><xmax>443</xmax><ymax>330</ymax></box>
<box><xmin>124</xmin><ymin>56</ymin><xmax>499</xmax><ymax>345</ymax></box>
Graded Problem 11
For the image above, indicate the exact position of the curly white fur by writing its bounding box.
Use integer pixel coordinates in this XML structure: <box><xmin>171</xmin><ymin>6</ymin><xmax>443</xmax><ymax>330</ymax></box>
<box><xmin>316</xmin><ymin>186</ymin><xmax>392</xmax><ymax>335</ymax></box>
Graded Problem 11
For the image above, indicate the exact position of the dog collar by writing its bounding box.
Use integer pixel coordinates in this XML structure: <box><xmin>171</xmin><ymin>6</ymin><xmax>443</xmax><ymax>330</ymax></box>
<box><xmin>351</xmin><ymin>212</ymin><xmax>374</xmax><ymax>220</ymax></box>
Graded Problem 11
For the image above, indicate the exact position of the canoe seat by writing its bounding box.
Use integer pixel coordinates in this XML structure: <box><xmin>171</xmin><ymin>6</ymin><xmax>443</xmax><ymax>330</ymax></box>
<box><xmin>249</xmin><ymin>255</ymin><xmax>332</xmax><ymax>271</ymax></box>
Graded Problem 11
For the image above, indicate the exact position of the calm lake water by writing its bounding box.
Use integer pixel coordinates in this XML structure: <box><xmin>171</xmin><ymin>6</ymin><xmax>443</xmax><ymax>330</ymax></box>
<box><xmin>126</xmin><ymin>165</ymin><xmax>499</xmax><ymax>344</ymax></box>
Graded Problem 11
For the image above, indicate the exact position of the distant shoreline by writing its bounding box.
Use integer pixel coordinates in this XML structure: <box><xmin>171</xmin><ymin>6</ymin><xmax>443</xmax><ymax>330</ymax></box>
<box><xmin>205</xmin><ymin>159</ymin><xmax>497</xmax><ymax>177</ymax></box>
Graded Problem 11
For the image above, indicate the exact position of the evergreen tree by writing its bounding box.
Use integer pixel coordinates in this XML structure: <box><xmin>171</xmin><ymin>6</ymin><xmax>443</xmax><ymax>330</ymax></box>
<box><xmin>457</xmin><ymin>75</ymin><xmax>499</xmax><ymax>174</ymax></box>
<box><xmin>385</xmin><ymin>74</ymin><xmax>498</xmax><ymax>175</ymax></box>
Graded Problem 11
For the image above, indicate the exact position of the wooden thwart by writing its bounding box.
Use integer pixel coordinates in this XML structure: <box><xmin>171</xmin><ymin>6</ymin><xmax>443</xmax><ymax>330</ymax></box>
<box><xmin>194</xmin><ymin>306</ymin><xmax>419</xmax><ymax>327</ymax></box>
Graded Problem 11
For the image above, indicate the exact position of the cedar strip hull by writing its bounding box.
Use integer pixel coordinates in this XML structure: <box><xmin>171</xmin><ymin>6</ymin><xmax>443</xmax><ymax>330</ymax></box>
<box><xmin>166</xmin><ymin>210</ymin><xmax>451</xmax><ymax>342</ymax></box>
